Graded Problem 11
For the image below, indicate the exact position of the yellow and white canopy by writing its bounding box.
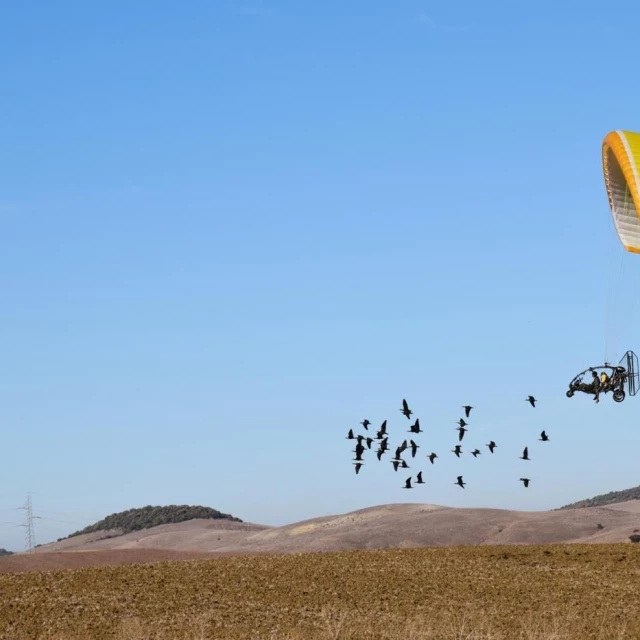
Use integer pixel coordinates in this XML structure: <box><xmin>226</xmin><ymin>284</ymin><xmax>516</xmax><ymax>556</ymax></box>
<box><xmin>602</xmin><ymin>130</ymin><xmax>640</xmax><ymax>253</ymax></box>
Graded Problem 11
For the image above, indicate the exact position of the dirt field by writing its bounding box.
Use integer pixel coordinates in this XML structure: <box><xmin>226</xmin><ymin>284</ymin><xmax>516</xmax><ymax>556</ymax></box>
<box><xmin>1</xmin><ymin>544</ymin><xmax>639</xmax><ymax>639</ymax></box>
<box><xmin>0</xmin><ymin>549</ymin><xmax>217</xmax><ymax>574</ymax></box>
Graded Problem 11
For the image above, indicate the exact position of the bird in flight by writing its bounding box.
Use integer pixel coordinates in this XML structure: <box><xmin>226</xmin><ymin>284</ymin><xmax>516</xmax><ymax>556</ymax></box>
<box><xmin>400</xmin><ymin>399</ymin><xmax>413</xmax><ymax>419</ymax></box>
<box><xmin>452</xmin><ymin>445</ymin><xmax>462</xmax><ymax>458</ymax></box>
<box><xmin>471</xmin><ymin>448</ymin><xmax>481</xmax><ymax>458</ymax></box>
<box><xmin>360</xmin><ymin>419</ymin><xmax>371</xmax><ymax>430</ymax></box>
<box><xmin>391</xmin><ymin>460</ymin><xmax>400</xmax><ymax>472</ymax></box>
<box><xmin>455</xmin><ymin>475</ymin><xmax>466</xmax><ymax>489</ymax></box>
<box><xmin>520</xmin><ymin>477</ymin><xmax>530</xmax><ymax>488</ymax></box>
<box><xmin>354</xmin><ymin>462</ymin><xmax>363</xmax><ymax>474</ymax></box>
<box><xmin>408</xmin><ymin>419</ymin><xmax>422</xmax><ymax>434</ymax></box>
<box><xmin>346</xmin><ymin>429</ymin><xmax>355</xmax><ymax>440</ymax></box>
<box><xmin>410</xmin><ymin>440</ymin><xmax>419</xmax><ymax>458</ymax></box>
<box><xmin>416</xmin><ymin>471</ymin><xmax>425</xmax><ymax>484</ymax></box>
<box><xmin>376</xmin><ymin>449</ymin><xmax>384</xmax><ymax>461</ymax></box>
<box><xmin>456</xmin><ymin>426</ymin><xmax>468</xmax><ymax>442</ymax></box>
<box><xmin>457</xmin><ymin>418</ymin><xmax>468</xmax><ymax>428</ymax></box>
<box><xmin>376</xmin><ymin>421</ymin><xmax>388</xmax><ymax>440</ymax></box>
<box><xmin>462</xmin><ymin>405</ymin><xmax>473</xmax><ymax>418</ymax></box>
<box><xmin>428</xmin><ymin>452</ymin><xmax>438</xmax><ymax>464</ymax></box>
<box><xmin>526</xmin><ymin>396</ymin><xmax>537</xmax><ymax>407</ymax></box>
<box><xmin>539</xmin><ymin>430</ymin><xmax>549</xmax><ymax>442</ymax></box>
<box><xmin>519</xmin><ymin>446</ymin><xmax>530</xmax><ymax>461</ymax></box>
<box><xmin>403</xmin><ymin>476</ymin><xmax>413</xmax><ymax>489</ymax></box>
<box><xmin>486</xmin><ymin>441</ymin><xmax>497</xmax><ymax>454</ymax></box>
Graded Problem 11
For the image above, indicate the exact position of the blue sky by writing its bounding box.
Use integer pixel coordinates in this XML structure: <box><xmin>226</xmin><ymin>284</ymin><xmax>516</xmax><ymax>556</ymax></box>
<box><xmin>2</xmin><ymin>0</ymin><xmax>640</xmax><ymax>550</ymax></box>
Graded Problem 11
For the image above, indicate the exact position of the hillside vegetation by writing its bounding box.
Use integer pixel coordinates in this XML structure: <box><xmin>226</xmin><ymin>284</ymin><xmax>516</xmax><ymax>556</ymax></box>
<box><xmin>559</xmin><ymin>485</ymin><xmax>640</xmax><ymax>510</ymax></box>
<box><xmin>66</xmin><ymin>505</ymin><xmax>242</xmax><ymax>538</ymax></box>
<box><xmin>0</xmin><ymin>549</ymin><xmax>13</xmax><ymax>557</ymax></box>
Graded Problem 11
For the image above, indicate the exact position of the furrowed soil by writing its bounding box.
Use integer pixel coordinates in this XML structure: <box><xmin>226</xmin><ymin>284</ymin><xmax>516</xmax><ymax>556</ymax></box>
<box><xmin>1</xmin><ymin>544</ymin><xmax>639</xmax><ymax>640</ymax></box>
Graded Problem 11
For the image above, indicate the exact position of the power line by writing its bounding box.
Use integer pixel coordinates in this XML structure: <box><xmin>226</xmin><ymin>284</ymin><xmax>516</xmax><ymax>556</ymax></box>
<box><xmin>18</xmin><ymin>493</ymin><xmax>41</xmax><ymax>553</ymax></box>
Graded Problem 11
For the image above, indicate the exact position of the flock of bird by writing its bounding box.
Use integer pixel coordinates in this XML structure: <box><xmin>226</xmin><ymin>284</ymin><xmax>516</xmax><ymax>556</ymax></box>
<box><xmin>347</xmin><ymin>396</ymin><xmax>549</xmax><ymax>490</ymax></box>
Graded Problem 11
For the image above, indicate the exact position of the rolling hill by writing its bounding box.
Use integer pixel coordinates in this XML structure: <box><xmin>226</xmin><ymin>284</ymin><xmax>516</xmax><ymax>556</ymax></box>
<box><xmin>5</xmin><ymin>485</ymin><xmax>640</xmax><ymax>573</ymax></box>
<box><xmin>61</xmin><ymin>504</ymin><xmax>242</xmax><ymax>540</ymax></box>
<box><xmin>25</xmin><ymin>501</ymin><xmax>640</xmax><ymax>557</ymax></box>
<box><xmin>559</xmin><ymin>485</ymin><xmax>640</xmax><ymax>510</ymax></box>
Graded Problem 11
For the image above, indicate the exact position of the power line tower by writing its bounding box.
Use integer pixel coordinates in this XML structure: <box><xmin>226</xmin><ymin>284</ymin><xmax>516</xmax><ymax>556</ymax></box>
<box><xmin>18</xmin><ymin>493</ymin><xmax>41</xmax><ymax>553</ymax></box>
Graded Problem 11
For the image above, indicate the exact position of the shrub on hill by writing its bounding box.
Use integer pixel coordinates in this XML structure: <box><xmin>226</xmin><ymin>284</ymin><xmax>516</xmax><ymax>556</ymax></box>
<box><xmin>65</xmin><ymin>505</ymin><xmax>242</xmax><ymax>538</ymax></box>
<box><xmin>558</xmin><ymin>485</ymin><xmax>640</xmax><ymax>510</ymax></box>
<box><xmin>0</xmin><ymin>548</ymin><xmax>14</xmax><ymax>556</ymax></box>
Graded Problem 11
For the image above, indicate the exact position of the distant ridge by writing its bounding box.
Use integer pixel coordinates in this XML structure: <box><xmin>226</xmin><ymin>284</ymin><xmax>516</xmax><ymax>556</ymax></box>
<box><xmin>64</xmin><ymin>505</ymin><xmax>242</xmax><ymax>539</ymax></box>
<box><xmin>36</xmin><ymin>501</ymin><xmax>640</xmax><ymax>560</ymax></box>
<box><xmin>558</xmin><ymin>485</ymin><xmax>640</xmax><ymax>510</ymax></box>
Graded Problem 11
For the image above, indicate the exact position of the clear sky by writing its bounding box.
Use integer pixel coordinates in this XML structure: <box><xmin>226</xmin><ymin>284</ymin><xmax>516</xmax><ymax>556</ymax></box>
<box><xmin>2</xmin><ymin>0</ymin><xmax>640</xmax><ymax>551</ymax></box>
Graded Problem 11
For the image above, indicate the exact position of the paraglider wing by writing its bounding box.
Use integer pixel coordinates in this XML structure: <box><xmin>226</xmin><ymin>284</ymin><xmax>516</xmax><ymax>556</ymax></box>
<box><xmin>602</xmin><ymin>130</ymin><xmax>640</xmax><ymax>253</ymax></box>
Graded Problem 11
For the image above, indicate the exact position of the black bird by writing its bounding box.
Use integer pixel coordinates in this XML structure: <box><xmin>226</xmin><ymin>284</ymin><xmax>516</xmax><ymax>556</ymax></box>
<box><xmin>452</xmin><ymin>445</ymin><xmax>462</xmax><ymax>458</ymax></box>
<box><xmin>403</xmin><ymin>476</ymin><xmax>413</xmax><ymax>489</ymax></box>
<box><xmin>354</xmin><ymin>462</ymin><xmax>363</xmax><ymax>474</ymax></box>
<box><xmin>456</xmin><ymin>426</ymin><xmax>468</xmax><ymax>442</ymax></box>
<box><xmin>376</xmin><ymin>420</ymin><xmax>388</xmax><ymax>440</ymax></box>
<box><xmin>391</xmin><ymin>460</ymin><xmax>400</xmax><ymax>472</ymax></box>
<box><xmin>401</xmin><ymin>399</ymin><xmax>413</xmax><ymax>419</ymax></box>
<box><xmin>457</xmin><ymin>418</ymin><xmax>468</xmax><ymax>428</ymax></box>
<box><xmin>410</xmin><ymin>439</ymin><xmax>419</xmax><ymax>458</ymax></box>
<box><xmin>526</xmin><ymin>396</ymin><xmax>537</xmax><ymax>408</ymax></box>
<box><xmin>361</xmin><ymin>419</ymin><xmax>371</xmax><ymax>430</ymax></box>
<box><xmin>376</xmin><ymin>449</ymin><xmax>384</xmax><ymax>461</ymax></box>
<box><xmin>520</xmin><ymin>446</ymin><xmax>530</xmax><ymax>461</ymax></box>
<box><xmin>356</xmin><ymin>434</ymin><xmax>365</xmax><ymax>446</ymax></box>
<box><xmin>346</xmin><ymin>429</ymin><xmax>355</xmax><ymax>439</ymax></box>
<box><xmin>400</xmin><ymin>460</ymin><xmax>409</xmax><ymax>469</ymax></box>
<box><xmin>462</xmin><ymin>405</ymin><xmax>473</xmax><ymax>418</ymax></box>
<box><xmin>394</xmin><ymin>446</ymin><xmax>403</xmax><ymax>460</ymax></box>
<box><xmin>353</xmin><ymin>442</ymin><xmax>365</xmax><ymax>455</ymax></box>
<box><xmin>539</xmin><ymin>430</ymin><xmax>549</xmax><ymax>442</ymax></box>
<box><xmin>399</xmin><ymin>439</ymin><xmax>408</xmax><ymax>454</ymax></box>
<box><xmin>408</xmin><ymin>419</ymin><xmax>423</xmax><ymax>434</ymax></box>
<box><xmin>471</xmin><ymin>448</ymin><xmax>481</xmax><ymax>458</ymax></box>
<box><xmin>455</xmin><ymin>475</ymin><xmax>466</xmax><ymax>488</ymax></box>
<box><xmin>520</xmin><ymin>477</ymin><xmax>530</xmax><ymax>488</ymax></box>
<box><xmin>416</xmin><ymin>471</ymin><xmax>425</xmax><ymax>484</ymax></box>
<box><xmin>353</xmin><ymin>449</ymin><xmax>364</xmax><ymax>462</ymax></box>
<box><xmin>365</xmin><ymin>437</ymin><xmax>374</xmax><ymax>450</ymax></box>
<box><xmin>380</xmin><ymin>437</ymin><xmax>389</xmax><ymax>452</ymax></box>
<box><xmin>428</xmin><ymin>452</ymin><xmax>438</xmax><ymax>464</ymax></box>
<box><xmin>486</xmin><ymin>441</ymin><xmax>497</xmax><ymax>454</ymax></box>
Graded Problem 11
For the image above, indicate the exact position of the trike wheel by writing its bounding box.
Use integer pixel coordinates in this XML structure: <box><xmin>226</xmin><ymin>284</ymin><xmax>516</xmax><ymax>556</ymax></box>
<box><xmin>613</xmin><ymin>389</ymin><xmax>625</xmax><ymax>403</ymax></box>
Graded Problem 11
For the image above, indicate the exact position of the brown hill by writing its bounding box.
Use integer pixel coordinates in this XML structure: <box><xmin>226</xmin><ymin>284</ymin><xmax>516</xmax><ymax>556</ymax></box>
<box><xmin>63</xmin><ymin>504</ymin><xmax>242</xmax><ymax>539</ymax></box>
<box><xmin>559</xmin><ymin>485</ymin><xmax>640</xmax><ymax>510</ymax></box>
<box><xmin>7</xmin><ymin>501</ymin><xmax>637</xmax><ymax>572</ymax></box>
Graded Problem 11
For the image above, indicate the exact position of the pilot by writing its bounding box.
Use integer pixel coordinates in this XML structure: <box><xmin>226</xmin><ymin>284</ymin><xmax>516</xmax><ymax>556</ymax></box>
<box><xmin>592</xmin><ymin>371</ymin><xmax>601</xmax><ymax>403</ymax></box>
<box><xmin>600</xmin><ymin>370</ymin><xmax>610</xmax><ymax>390</ymax></box>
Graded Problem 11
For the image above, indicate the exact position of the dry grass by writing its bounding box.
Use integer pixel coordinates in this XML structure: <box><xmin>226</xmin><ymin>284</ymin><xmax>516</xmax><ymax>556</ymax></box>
<box><xmin>1</xmin><ymin>544</ymin><xmax>639</xmax><ymax>639</ymax></box>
